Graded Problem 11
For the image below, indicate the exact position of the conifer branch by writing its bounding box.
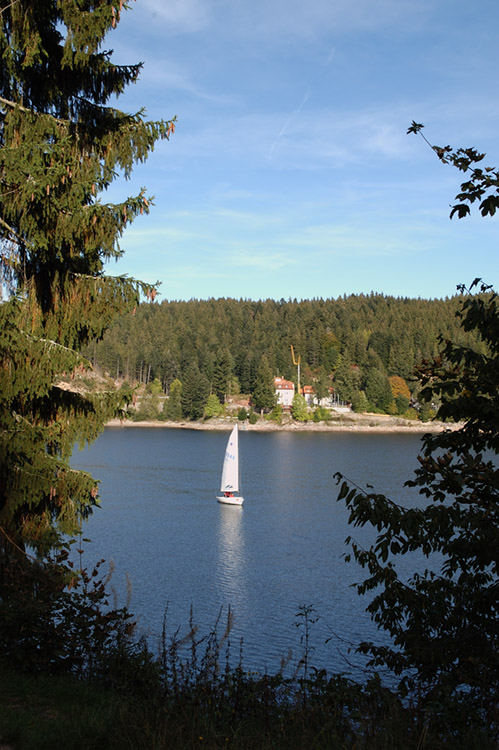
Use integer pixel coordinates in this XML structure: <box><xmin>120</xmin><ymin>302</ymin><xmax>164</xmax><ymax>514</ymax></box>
<box><xmin>0</xmin><ymin>95</ymin><xmax>33</xmax><ymax>114</ymax></box>
<box><xmin>0</xmin><ymin>0</ymin><xmax>172</xmax><ymax>554</ymax></box>
<box><xmin>0</xmin><ymin>216</ymin><xmax>26</xmax><ymax>248</ymax></box>
<box><xmin>0</xmin><ymin>2</ymin><xmax>18</xmax><ymax>18</ymax></box>
<box><xmin>0</xmin><ymin>95</ymin><xmax>68</xmax><ymax>125</ymax></box>
<box><xmin>18</xmin><ymin>328</ymin><xmax>88</xmax><ymax>361</ymax></box>
<box><xmin>0</xmin><ymin>525</ymin><xmax>36</xmax><ymax>560</ymax></box>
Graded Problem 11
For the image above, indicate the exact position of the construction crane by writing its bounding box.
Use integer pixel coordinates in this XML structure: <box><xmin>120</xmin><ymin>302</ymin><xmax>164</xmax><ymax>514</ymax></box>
<box><xmin>290</xmin><ymin>345</ymin><xmax>301</xmax><ymax>393</ymax></box>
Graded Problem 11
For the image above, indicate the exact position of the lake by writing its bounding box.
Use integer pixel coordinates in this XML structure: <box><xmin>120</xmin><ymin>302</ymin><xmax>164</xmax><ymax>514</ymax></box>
<box><xmin>72</xmin><ymin>426</ymin><xmax>427</xmax><ymax>678</ymax></box>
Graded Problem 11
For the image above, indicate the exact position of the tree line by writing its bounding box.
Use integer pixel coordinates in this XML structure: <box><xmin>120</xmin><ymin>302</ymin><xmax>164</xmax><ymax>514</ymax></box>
<box><xmin>86</xmin><ymin>293</ymin><xmax>483</xmax><ymax>418</ymax></box>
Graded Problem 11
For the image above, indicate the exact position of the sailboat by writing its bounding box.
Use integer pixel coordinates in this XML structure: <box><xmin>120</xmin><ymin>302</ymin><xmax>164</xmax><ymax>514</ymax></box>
<box><xmin>216</xmin><ymin>424</ymin><xmax>244</xmax><ymax>506</ymax></box>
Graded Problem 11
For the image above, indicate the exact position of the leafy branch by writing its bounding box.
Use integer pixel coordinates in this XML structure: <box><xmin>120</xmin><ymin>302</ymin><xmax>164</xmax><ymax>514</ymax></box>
<box><xmin>407</xmin><ymin>121</ymin><xmax>499</xmax><ymax>219</ymax></box>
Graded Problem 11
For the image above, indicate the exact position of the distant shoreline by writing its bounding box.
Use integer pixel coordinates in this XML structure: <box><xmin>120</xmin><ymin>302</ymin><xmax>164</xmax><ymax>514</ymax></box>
<box><xmin>106</xmin><ymin>414</ymin><xmax>461</xmax><ymax>434</ymax></box>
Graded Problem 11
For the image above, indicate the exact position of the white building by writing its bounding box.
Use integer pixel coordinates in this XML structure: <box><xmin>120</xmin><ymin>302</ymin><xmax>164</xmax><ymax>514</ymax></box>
<box><xmin>274</xmin><ymin>376</ymin><xmax>295</xmax><ymax>408</ymax></box>
<box><xmin>300</xmin><ymin>385</ymin><xmax>315</xmax><ymax>406</ymax></box>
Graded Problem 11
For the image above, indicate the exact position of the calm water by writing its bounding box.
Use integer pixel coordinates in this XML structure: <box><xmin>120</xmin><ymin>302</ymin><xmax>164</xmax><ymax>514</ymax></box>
<box><xmin>72</xmin><ymin>427</ymin><xmax>426</xmax><ymax>677</ymax></box>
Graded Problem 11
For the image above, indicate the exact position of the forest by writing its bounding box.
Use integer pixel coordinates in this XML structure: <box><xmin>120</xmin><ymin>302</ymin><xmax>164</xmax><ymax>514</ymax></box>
<box><xmin>85</xmin><ymin>292</ymin><xmax>482</xmax><ymax>418</ymax></box>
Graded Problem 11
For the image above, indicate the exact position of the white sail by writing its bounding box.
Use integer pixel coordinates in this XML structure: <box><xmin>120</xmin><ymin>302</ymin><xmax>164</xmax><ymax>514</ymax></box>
<box><xmin>220</xmin><ymin>425</ymin><xmax>239</xmax><ymax>493</ymax></box>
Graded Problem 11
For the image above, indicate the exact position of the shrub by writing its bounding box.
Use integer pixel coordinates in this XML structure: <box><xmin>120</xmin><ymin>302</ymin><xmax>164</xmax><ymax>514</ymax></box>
<box><xmin>395</xmin><ymin>395</ymin><xmax>410</xmax><ymax>414</ymax></box>
<box><xmin>403</xmin><ymin>407</ymin><xmax>419</xmax><ymax>420</ymax></box>
<box><xmin>204</xmin><ymin>393</ymin><xmax>223</xmax><ymax>419</ymax></box>
<box><xmin>291</xmin><ymin>393</ymin><xmax>309</xmax><ymax>421</ymax></box>
<box><xmin>268</xmin><ymin>404</ymin><xmax>283</xmax><ymax>423</ymax></box>
<box><xmin>418</xmin><ymin>402</ymin><xmax>435</xmax><ymax>422</ymax></box>
<box><xmin>313</xmin><ymin>406</ymin><xmax>330</xmax><ymax>422</ymax></box>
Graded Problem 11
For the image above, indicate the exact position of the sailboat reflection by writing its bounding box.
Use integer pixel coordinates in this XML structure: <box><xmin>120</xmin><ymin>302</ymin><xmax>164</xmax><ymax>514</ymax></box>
<box><xmin>217</xmin><ymin>504</ymin><xmax>247</xmax><ymax>609</ymax></box>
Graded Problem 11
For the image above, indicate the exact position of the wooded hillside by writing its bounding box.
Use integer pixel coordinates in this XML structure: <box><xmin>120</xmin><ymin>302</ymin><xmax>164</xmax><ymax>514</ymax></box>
<box><xmin>85</xmin><ymin>293</ymin><xmax>482</xmax><ymax>416</ymax></box>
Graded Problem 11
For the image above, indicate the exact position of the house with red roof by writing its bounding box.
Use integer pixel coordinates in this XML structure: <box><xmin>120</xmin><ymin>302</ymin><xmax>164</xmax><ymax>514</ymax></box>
<box><xmin>300</xmin><ymin>384</ymin><xmax>316</xmax><ymax>406</ymax></box>
<box><xmin>274</xmin><ymin>376</ymin><xmax>295</xmax><ymax>408</ymax></box>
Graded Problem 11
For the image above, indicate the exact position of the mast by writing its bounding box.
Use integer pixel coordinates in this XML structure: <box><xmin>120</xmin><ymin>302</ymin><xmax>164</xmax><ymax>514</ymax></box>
<box><xmin>290</xmin><ymin>345</ymin><xmax>301</xmax><ymax>393</ymax></box>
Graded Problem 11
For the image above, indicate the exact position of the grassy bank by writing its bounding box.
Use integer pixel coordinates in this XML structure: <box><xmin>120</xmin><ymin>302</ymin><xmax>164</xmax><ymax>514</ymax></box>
<box><xmin>1</xmin><ymin>662</ymin><xmax>495</xmax><ymax>749</ymax></box>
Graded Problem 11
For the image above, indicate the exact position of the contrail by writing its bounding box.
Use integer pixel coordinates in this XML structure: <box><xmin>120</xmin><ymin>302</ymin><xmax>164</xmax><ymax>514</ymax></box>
<box><xmin>267</xmin><ymin>45</ymin><xmax>335</xmax><ymax>162</ymax></box>
<box><xmin>267</xmin><ymin>89</ymin><xmax>310</xmax><ymax>161</ymax></box>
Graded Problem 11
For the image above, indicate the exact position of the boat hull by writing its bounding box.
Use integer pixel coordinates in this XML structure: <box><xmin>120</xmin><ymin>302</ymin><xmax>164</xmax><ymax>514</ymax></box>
<box><xmin>217</xmin><ymin>495</ymin><xmax>244</xmax><ymax>506</ymax></box>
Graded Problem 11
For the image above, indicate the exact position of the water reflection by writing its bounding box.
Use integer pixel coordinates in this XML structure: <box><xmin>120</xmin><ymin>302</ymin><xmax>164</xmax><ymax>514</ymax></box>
<box><xmin>216</xmin><ymin>505</ymin><xmax>247</xmax><ymax>613</ymax></box>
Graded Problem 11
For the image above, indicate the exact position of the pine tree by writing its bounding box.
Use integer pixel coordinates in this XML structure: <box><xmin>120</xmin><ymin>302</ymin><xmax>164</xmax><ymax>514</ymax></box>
<box><xmin>164</xmin><ymin>379</ymin><xmax>182</xmax><ymax>421</ymax></box>
<box><xmin>251</xmin><ymin>356</ymin><xmax>276</xmax><ymax>413</ymax></box>
<box><xmin>181</xmin><ymin>365</ymin><xmax>210</xmax><ymax>420</ymax></box>
<box><xmin>364</xmin><ymin>367</ymin><xmax>393</xmax><ymax>412</ymax></box>
<box><xmin>212</xmin><ymin>349</ymin><xmax>233</xmax><ymax>402</ymax></box>
<box><xmin>0</xmin><ymin>1</ymin><xmax>174</xmax><ymax>555</ymax></box>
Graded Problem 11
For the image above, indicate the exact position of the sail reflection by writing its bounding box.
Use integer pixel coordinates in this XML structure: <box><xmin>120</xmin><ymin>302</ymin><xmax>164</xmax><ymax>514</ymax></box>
<box><xmin>216</xmin><ymin>506</ymin><xmax>247</xmax><ymax>612</ymax></box>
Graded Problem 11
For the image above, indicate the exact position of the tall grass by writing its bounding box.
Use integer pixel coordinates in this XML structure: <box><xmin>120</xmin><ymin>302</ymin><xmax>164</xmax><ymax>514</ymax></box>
<box><xmin>0</xmin><ymin>552</ymin><xmax>496</xmax><ymax>749</ymax></box>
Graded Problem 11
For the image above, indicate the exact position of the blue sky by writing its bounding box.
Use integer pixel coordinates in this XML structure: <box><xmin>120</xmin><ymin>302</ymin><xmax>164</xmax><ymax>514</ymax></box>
<box><xmin>105</xmin><ymin>0</ymin><xmax>498</xmax><ymax>301</ymax></box>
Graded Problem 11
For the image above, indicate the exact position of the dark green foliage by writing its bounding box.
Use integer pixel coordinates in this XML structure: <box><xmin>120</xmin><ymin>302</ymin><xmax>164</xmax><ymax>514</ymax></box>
<box><xmin>313</xmin><ymin>405</ymin><xmax>331</xmax><ymax>422</ymax></box>
<box><xmin>248</xmin><ymin>411</ymin><xmax>258</xmax><ymax>424</ymax></box>
<box><xmin>313</xmin><ymin>367</ymin><xmax>332</xmax><ymax>402</ymax></box>
<box><xmin>180</xmin><ymin>365</ymin><xmax>210</xmax><ymax>420</ymax></box>
<box><xmin>336</xmin><ymin>283</ymin><xmax>498</xmax><ymax>724</ymax></box>
<box><xmin>1</xmin><ymin>601</ymin><xmax>495</xmax><ymax>749</ymax></box>
<box><xmin>333</xmin><ymin>355</ymin><xmax>362</xmax><ymax>403</ymax></box>
<box><xmin>87</xmin><ymin>294</ymin><xmax>480</xmax><ymax>415</ymax></box>
<box><xmin>365</xmin><ymin>367</ymin><xmax>394</xmax><ymax>412</ymax></box>
<box><xmin>0</xmin><ymin>1</ymin><xmax>173</xmax><ymax>554</ymax></box>
<box><xmin>0</xmin><ymin>544</ymin><xmax>139</xmax><ymax>679</ymax></box>
<box><xmin>163</xmin><ymin>378</ymin><xmax>182</xmax><ymax>421</ymax></box>
<box><xmin>212</xmin><ymin>349</ymin><xmax>233</xmax><ymax>402</ymax></box>
<box><xmin>351</xmin><ymin>390</ymin><xmax>370</xmax><ymax>413</ymax></box>
<box><xmin>268</xmin><ymin>403</ymin><xmax>283</xmax><ymax>423</ymax></box>
<box><xmin>395</xmin><ymin>394</ymin><xmax>410</xmax><ymax>414</ymax></box>
<box><xmin>251</xmin><ymin>355</ymin><xmax>276</xmax><ymax>412</ymax></box>
<box><xmin>237</xmin><ymin>407</ymin><xmax>248</xmax><ymax>421</ymax></box>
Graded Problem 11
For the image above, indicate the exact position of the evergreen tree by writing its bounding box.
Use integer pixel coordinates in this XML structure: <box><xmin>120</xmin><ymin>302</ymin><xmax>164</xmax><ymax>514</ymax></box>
<box><xmin>251</xmin><ymin>356</ymin><xmax>276</xmax><ymax>412</ymax></box>
<box><xmin>395</xmin><ymin>394</ymin><xmax>410</xmax><ymax>415</ymax></box>
<box><xmin>0</xmin><ymin>1</ymin><xmax>174</xmax><ymax>554</ymax></box>
<box><xmin>181</xmin><ymin>366</ymin><xmax>210</xmax><ymax>420</ymax></box>
<box><xmin>164</xmin><ymin>378</ymin><xmax>182</xmax><ymax>421</ymax></box>
<box><xmin>212</xmin><ymin>350</ymin><xmax>233</xmax><ymax>402</ymax></box>
<box><xmin>351</xmin><ymin>390</ymin><xmax>370</xmax><ymax>413</ymax></box>
<box><xmin>314</xmin><ymin>367</ymin><xmax>332</xmax><ymax>403</ymax></box>
<box><xmin>89</xmin><ymin>293</ymin><xmax>475</xmax><ymax>401</ymax></box>
<box><xmin>365</xmin><ymin>368</ymin><xmax>393</xmax><ymax>412</ymax></box>
<box><xmin>333</xmin><ymin>355</ymin><xmax>361</xmax><ymax>403</ymax></box>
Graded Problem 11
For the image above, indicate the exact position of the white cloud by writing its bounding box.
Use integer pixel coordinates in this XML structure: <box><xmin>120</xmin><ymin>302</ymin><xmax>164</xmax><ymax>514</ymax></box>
<box><xmin>166</xmin><ymin>104</ymin><xmax>414</xmax><ymax>170</ymax></box>
<box><xmin>207</xmin><ymin>0</ymin><xmax>432</xmax><ymax>42</ymax></box>
<box><xmin>129</xmin><ymin>0</ymin><xmax>433</xmax><ymax>42</ymax></box>
<box><xmin>137</xmin><ymin>63</ymin><xmax>238</xmax><ymax>105</ymax></box>
<box><xmin>228</xmin><ymin>251</ymin><xmax>296</xmax><ymax>271</ymax></box>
